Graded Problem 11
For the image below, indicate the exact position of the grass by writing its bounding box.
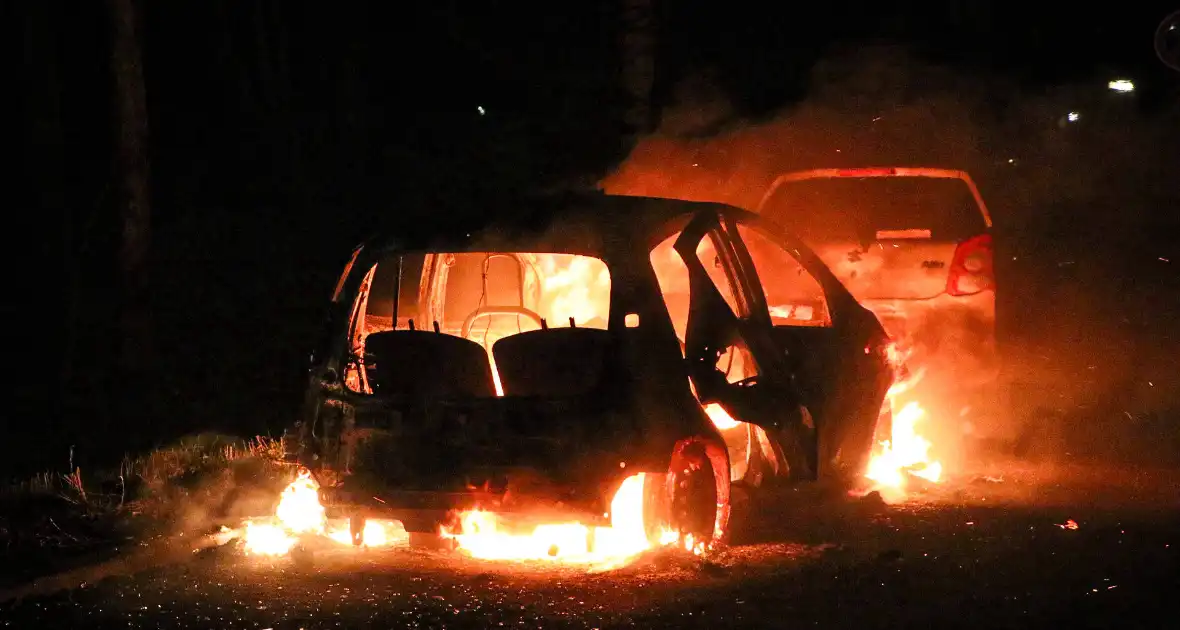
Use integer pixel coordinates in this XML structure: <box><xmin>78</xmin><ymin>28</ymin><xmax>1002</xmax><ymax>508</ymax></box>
<box><xmin>133</xmin><ymin>433</ymin><xmax>286</xmax><ymax>495</ymax></box>
<box><xmin>1</xmin><ymin>432</ymin><xmax>293</xmax><ymax>565</ymax></box>
<box><xmin>0</xmin><ymin>434</ymin><xmax>291</xmax><ymax>591</ymax></box>
<box><xmin>4</xmin><ymin>433</ymin><xmax>287</xmax><ymax>510</ymax></box>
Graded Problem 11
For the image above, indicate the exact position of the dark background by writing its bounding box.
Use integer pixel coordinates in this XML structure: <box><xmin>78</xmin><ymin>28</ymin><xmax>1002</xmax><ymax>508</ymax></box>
<box><xmin>12</xmin><ymin>1</ymin><xmax>1180</xmax><ymax>477</ymax></box>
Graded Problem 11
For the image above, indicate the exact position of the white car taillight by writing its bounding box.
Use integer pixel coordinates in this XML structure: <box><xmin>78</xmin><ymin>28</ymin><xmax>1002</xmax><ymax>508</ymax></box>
<box><xmin>947</xmin><ymin>234</ymin><xmax>994</xmax><ymax>296</ymax></box>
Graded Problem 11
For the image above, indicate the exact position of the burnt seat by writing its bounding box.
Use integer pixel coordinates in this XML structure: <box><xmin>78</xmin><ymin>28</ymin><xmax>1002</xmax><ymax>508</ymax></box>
<box><xmin>492</xmin><ymin>328</ymin><xmax>613</xmax><ymax>397</ymax></box>
<box><xmin>363</xmin><ymin>330</ymin><xmax>496</xmax><ymax>398</ymax></box>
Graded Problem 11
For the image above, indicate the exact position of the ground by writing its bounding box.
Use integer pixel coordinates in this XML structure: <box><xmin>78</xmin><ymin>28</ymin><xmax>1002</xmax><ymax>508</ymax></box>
<box><xmin>1</xmin><ymin>458</ymin><xmax>1176</xmax><ymax>629</ymax></box>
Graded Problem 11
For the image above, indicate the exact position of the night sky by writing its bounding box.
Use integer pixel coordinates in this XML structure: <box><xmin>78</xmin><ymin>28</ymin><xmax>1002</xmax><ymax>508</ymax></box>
<box><xmin>11</xmin><ymin>2</ymin><xmax>1179</xmax><ymax>475</ymax></box>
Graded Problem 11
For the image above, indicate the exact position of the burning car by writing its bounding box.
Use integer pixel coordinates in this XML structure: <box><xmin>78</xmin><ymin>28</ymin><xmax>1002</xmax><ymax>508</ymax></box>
<box><xmin>755</xmin><ymin>167</ymin><xmax>1002</xmax><ymax>458</ymax></box>
<box><xmin>286</xmin><ymin>193</ymin><xmax>893</xmax><ymax>558</ymax></box>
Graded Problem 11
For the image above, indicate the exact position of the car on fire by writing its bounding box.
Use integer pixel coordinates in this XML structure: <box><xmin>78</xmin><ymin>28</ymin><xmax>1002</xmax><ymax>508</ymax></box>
<box><xmin>287</xmin><ymin>193</ymin><xmax>894</xmax><ymax>550</ymax></box>
<box><xmin>756</xmin><ymin>167</ymin><xmax>1003</xmax><ymax>450</ymax></box>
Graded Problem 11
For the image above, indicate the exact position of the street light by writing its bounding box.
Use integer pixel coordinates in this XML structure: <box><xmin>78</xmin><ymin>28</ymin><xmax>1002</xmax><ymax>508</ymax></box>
<box><xmin>1107</xmin><ymin>79</ymin><xmax>1135</xmax><ymax>93</ymax></box>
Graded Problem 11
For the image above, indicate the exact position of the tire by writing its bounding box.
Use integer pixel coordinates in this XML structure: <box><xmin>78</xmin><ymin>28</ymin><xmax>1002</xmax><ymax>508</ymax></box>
<box><xmin>666</xmin><ymin>439</ymin><xmax>729</xmax><ymax>551</ymax></box>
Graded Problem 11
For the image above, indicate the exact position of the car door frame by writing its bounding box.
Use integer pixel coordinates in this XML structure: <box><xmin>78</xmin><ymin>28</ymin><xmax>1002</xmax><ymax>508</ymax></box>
<box><xmin>672</xmin><ymin>208</ymin><xmax>819</xmax><ymax>478</ymax></box>
<box><xmin>725</xmin><ymin>210</ymin><xmax>894</xmax><ymax>480</ymax></box>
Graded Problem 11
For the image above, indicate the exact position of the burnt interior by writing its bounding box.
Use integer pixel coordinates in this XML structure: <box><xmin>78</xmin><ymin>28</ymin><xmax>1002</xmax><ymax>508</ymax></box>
<box><xmin>347</xmin><ymin>250</ymin><xmax>614</xmax><ymax>400</ymax></box>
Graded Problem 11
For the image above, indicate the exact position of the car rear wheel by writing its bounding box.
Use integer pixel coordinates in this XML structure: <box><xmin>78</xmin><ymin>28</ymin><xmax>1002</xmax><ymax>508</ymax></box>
<box><xmin>664</xmin><ymin>438</ymin><xmax>730</xmax><ymax>552</ymax></box>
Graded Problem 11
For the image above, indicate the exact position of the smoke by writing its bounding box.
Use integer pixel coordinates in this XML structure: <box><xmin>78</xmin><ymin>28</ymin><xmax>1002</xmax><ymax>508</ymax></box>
<box><xmin>604</xmin><ymin>45</ymin><xmax>1180</xmax><ymax>464</ymax></box>
<box><xmin>610</xmin><ymin>45</ymin><xmax>1174</xmax><ymax>213</ymax></box>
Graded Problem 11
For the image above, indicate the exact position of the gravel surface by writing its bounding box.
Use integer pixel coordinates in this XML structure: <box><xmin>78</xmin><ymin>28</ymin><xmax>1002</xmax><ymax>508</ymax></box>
<box><xmin>2</xmin><ymin>461</ymin><xmax>1177</xmax><ymax>629</ymax></box>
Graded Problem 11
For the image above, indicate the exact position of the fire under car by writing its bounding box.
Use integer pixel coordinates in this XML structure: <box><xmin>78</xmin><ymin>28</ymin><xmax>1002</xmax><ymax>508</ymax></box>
<box><xmin>287</xmin><ymin>193</ymin><xmax>894</xmax><ymax>549</ymax></box>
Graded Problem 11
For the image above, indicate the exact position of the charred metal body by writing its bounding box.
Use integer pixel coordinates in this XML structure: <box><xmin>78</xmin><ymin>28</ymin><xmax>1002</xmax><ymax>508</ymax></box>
<box><xmin>288</xmin><ymin>194</ymin><xmax>891</xmax><ymax>541</ymax></box>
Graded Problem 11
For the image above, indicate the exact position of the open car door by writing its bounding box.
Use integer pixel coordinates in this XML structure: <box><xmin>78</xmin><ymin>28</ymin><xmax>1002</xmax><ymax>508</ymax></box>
<box><xmin>725</xmin><ymin>214</ymin><xmax>894</xmax><ymax>481</ymax></box>
<box><xmin>673</xmin><ymin>210</ymin><xmax>817</xmax><ymax>479</ymax></box>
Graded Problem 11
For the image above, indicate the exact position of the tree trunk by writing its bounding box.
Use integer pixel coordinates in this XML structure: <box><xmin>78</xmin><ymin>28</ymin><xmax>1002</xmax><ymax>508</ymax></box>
<box><xmin>109</xmin><ymin>0</ymin><xmax>152</xmax><ymax>377</ymax></box>
<box><xmin>620</xmin><ymin>0</ymin><xmax>655</xmax><ymax>139</ymax></box>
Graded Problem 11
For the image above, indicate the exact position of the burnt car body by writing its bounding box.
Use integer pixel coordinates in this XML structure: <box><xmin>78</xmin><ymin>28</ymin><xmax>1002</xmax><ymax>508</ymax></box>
<box><xmin>288</xmin><ymin>193</ymin><xmax>892</xmax><ymax>546</ymax></box>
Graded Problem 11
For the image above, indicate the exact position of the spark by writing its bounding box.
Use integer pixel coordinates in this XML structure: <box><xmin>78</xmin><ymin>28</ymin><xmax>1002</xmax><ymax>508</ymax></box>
<box><xmin>477</xmin><ymin>105</ymin><xmax>486</xmax><ymax>115</ymax></box>
<box><xmin>1067</xmin><ymin>111</ymin><xmax>1080</xmax><ymax>122</ymax></box>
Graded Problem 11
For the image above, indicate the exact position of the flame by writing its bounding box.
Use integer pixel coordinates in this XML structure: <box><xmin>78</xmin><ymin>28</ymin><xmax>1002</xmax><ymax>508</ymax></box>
<box><xmin>458</xmin><ymin>253</ymin><xmax>612</xmax><ymax>397</ymax></box>
<box><xmin>242</xmin><ymin>469</ymin><xmax>407</xmax><ymax>556</ymax></box>
<box><xmin>535</xmin><ymin>254</ymin><xmax>612</xmax><ymax>327</ymax></box>
<box><xmin>865</xmin><ymin>401</ymin><xmax>943</xmax><ymax>488</ymax></box>
<box><xmin>864</xmin><ymin>341</ymin><xmax>943</xmax><ymax>494</ymax></box>
<box><xmin>242</xmin><ymin>521</ymin><xmax>296</xmax><ymax>556</ymax></box>
<box><xmin>441</xmin><ymin>473</ymin><xmax>676</xmax><ymax>567</ymax></box>
<box><xmin>273</xmin><ymin>470</ymin><xmax>325</xmax><ymax>534</ymax></box>
<box><xmin>704</xmin><ymin>402</ymin><xmax>741</xmax><ymax>430</ymax></box>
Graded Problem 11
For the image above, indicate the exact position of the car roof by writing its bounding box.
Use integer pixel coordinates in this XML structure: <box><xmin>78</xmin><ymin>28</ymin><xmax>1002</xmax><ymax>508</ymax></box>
<box><xmin>361</xmin><ymin>192</ymin><xmax>750</xmax><ymax>255</ymax></box>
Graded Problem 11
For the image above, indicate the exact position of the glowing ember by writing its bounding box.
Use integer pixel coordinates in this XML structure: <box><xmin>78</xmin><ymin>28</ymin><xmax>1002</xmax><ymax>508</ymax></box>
<box><xmin>442</xmin><ymin>473</ymin><xmax>675</xmax><ymax>566</ymax></box>
<box><xmin>866</xmin><ymin>401</ymin><xmax>943</xmax><ymax>489</ymax></box>
<box><xmin>242</xmin><ymin>469</ymin><xmax>407</xmax><ymax>555</ymax></box>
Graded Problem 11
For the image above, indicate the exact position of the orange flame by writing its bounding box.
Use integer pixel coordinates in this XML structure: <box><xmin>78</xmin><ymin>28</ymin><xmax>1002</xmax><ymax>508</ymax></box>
<box><xmin>463</xmin><ymin>253</ymin><xmax>612</xmax><ymax>397</ymax></box>
<box><xmin>864</xmin><ymin>341</ymin><xmax>943</xmax><ymax>496</ymax></box>
<box><xmin>441</xmin><ymin>473</ymin><xmax>676</xmax><ymax>568</ymax></box>
<box><xmin>242</xmin><ymin>470</ymin><xmax>407</xmax><ymax>556</ymax></box>
<box><xmin>535</xmin><ymin>254</ymin><xmax>611</xmax><ymax>328</ymax></box>
<box><xmin>703</xmin><ymin>402</ymin><xmax>742</xmax><ymax>430</ymax></box>
<box><xmin>865</xmin><ymin>401</ymin><xmax>943</xmax><ymax>489</ymax></box>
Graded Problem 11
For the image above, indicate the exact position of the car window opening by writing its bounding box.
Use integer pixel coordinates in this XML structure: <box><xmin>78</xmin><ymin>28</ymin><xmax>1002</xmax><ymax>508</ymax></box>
<box><xmin>649</xmin><ymin>230</ymin><xmax>781</xmax><ymax>484</ymax></box>
<box><xmin>763</xmin><ymin>177</ymin><xmax>987</xmax><ymax>242</ymax></box>
<box><xmin>345</xmin><ymin>251</ymin><xmax>612</xmax><ymax>399</ymax></box>
<box><xmin>735</xmin><ymin>225</ymin><xmax>833</xmax><ymax>328</ymax></box>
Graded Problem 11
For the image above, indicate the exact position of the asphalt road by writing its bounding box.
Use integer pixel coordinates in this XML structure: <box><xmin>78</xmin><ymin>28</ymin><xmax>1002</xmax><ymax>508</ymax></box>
<box><xmin>2</xmin><ymin>460</ymin><xmax>1177</xmax><ymax>629</ymax></box>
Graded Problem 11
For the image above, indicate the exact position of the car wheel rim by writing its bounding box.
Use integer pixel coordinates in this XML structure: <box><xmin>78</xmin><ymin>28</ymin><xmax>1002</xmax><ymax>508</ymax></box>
<box><xmin>670</xmin><ymin>458</ymin><xmax>718</xmax><ymax>546</ymax></box>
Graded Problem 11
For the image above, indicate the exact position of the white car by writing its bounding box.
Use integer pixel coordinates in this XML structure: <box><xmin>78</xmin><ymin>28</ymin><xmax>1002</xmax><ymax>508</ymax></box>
<box><xmin>756</xmin><ymin>167</ymin><xmax>1006</xmax><ymax>454</ymax></box>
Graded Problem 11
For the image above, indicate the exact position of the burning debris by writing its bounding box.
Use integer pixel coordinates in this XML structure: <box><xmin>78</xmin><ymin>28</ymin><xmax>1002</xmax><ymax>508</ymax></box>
<box><xmin>230</xmin><ymin>470</ymin><xmax>695</xmax><ymax>568</ymax></box>
<box><xmin>239</xmin><ymin>470</ymin><xmax>406</xmax><ymax>557</ymax></box>
<box><xmin>863</xmin><ymin>341</ymin><xmax>945</xmax><ymax>499</ymax></box>
<box><xmin>440</xmin><ymin>473</ymin><xmax>687</xmax><ymax>568</ymax></box>
<box><xmin>866</xmin><ymin>401</ymin><xmax>943</xmax><ymax>489</ymax></box>
<box><xmin>231</xmin><ymin>471</ymin><xmax>697</xmax><ymax>570</ymax></box>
